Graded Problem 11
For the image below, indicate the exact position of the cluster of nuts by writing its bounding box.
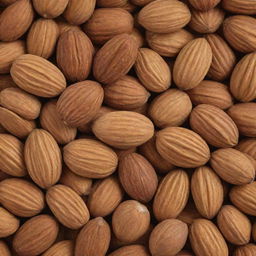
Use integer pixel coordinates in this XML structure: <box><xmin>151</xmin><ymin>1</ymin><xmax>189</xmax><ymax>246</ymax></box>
<box><xmin>1</xmin><ymin>0</ymin><xmax>256</xmax><ymax>255</ymax></box>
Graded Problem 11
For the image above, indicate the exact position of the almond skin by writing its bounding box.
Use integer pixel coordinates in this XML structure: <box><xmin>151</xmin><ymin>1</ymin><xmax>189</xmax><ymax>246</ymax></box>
<box><xmin>131</xmin><ymin>0</ymin><xmax>154</xmax><ymax>6</ymax></box>
<box><xmin>0</xmin><ymin>41</ymin><xmax>25</xmax><ymax>74</ymax></box>
<box><xmin>236</xmin><ymin>138</ymin><xmax>256</xmax><ymax>160</ymax></box>
<box><xmin>0</xmin><ymin>74</ymin><xmax>16</xmax><ymax>91</ymax></box>
<box><xmin>0</xmin><ymin>178</ymin><xmax>44</xmax><ymax>217</ymax></box>
<box><xmin>57</xmin><ymin>30</ymin><xmax>94</xmax><ymax>82</ymax></box>
<box><xmin>112</xmin><ymin>200</ymin><xmax>150</xmax><ymax>243</ymax></box>
<box><xmin>206</xmin><ymin>33</ymin><xmax>236</xmax><ymax>81</ymax></box>
<box><xmin>119</xmin><ymin>153</ymin><xmax>158</xmax><ymax>203</ymax></box>
<box><xmin>92</xmin><ymin>111</ymin><xmax>154</xmax><ymax>149</ymax></box>
<box><xmin>96</xmin><ymin>0</ymin><xmax>128</xmax><ymax>8</ymax></box>
<box><xmin>63</xmin><ymin>138</ymin><xmax>118</xmax><ymax>178</ymax></box>
<box><xmin>173</xmin><ymin>38</ymin><xmax>212</xmax><ymax>90</ymax></box>
<box><xmin>75</xmin><ymin>217</ymin><xmax>111</xmax><ymax>256</ymax></box>
<box><xmin>46</xmin><ymin>184</ymin><xmax>90</xmax><ymax>229</ymax></box>
<box><xmin>27</xmin><ymin>18</ymin><xmax>59</xmax><ymax>59</ymax></box>
<box><xmin>24</xmin><ymin>129</ymin><xmax>62</xmax><ymax>189</ymax></box>
<box><xmin>0</xmin><ymin>0</ymin><xmax>34</xmax><ymax>41</ymax></box>
<box><xmin>191</xmin><ymin>166</ymin><xmax>224</xmax><ymax>219</ymax></box>
<box><xmin>177</xmin><ymin>202</ymin><xmax>202</xmax><ymax>226</ymax></box>
<box><xmin>56</xmin><ymin>80</ymin><xmax>103</xmax><ymax>127</ymax></box>
<box><xmin>187</xmin><ymin>80</ymin><xmax>233</xmax><ymax>110</ymax></box>
<box><xmin>156</xmin><ymin>127</ymin><xmax>210</xmax><ymax>168</ymax></box>
<box><xmin>188</xmin><ymin>0</ymin><xmax>221</xmax><ymax>11</ymax></box>
<box><xmin>109</xmin><ymin>245</ymin><xmax>150</xmax><ymax>256</ymax></box>
<box><xmin>93</xmin><ymin>34</ymin><xmax>138</xmax><ymax>84</ymax></box>
<box><xmin>88</xmin><ymin>176</ymin><xmax>123</xmax><ymax>217</ymax></box>
<box><xmin>149</xmin><ymin>219</ymin><xmax>188</xmax><ymax>256</ymax></box>
<box><xmin>234</xmin><ymin>244</ymin><xmax>256</xmax><ymax>256</ymax></box>
<box><xmin>223</xmin><ymin>15</ymin><xmax>256</xmax><ymax>53</ymax></box>
<box><xmin>153</xmin><ymin>169</ymin><xmax>189</xmax><ymax>221</ymax></box>
<box><xmin>0</xmin><ymin>134</ymin><xmax>26</xmax><ymax>177</ymax></box>
<box><xmin>13</xmin><ymin>215</ymin><xmax>59</xmax><ymax>256</ymax></box>
<box><xmin>138</xmin><ymin>0</ymin><xmax>191</xmax><ymax>33</ymax></box>
<box><xmin>0</xmin><ymin>207</ymin><xmax>19</xmax><ymax>238</ymax></box>
<box><xmin>0</xmin><ymin>241</ymin><xmax>11</xmax><ymax>256</ymax></box>
<box><xmin>217</xmin><ymin>205</ymin><xmax>251</xmax><ymax>245</ymax></box>
<box><xmin>11</xmin><ymin>54</ymin><xmax>66</xmax><ymax>97</ymax></box>
<box><xmin>84</xmin><ymin>8</ymin><xmax>134</xmax><ymax>44</ymax></box>
<box><xmin>149</xmin><ymin>89</ymin><xmax>192</xmax><ymax>128</ymax></box>
<box><xmin>222</xmin><ymin>0</ymin><xmax>256</xmax><ymax>15</ymax></box>
<box><xmin>253</xmin><ymin>223</ymin><xmax>256</xmax><ymax>241</ymax></box>
<box><xmin>0</xmin><ymin>87</ymin><xmax>41</xmax><ymax>120</ymax></box>
<box><xmin>42</xmin><ymin>240</ymin><xmax>74</xmax><ymax>256</ymax></box>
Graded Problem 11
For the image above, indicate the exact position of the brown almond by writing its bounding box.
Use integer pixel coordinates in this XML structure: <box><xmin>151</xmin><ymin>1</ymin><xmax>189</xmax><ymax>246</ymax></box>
<box><xmin>177</xmin><ymin>202</ymin><xmax>202</xmax><ymax>225</ymax></box>
<box><xmin>253</xmin><ymin>223</ymin><xmax>256</xmax><ymax>241</ymax></box>
<box><xmin>130</xmin><ymin>28</ymin><xmax>145</xmax><ymax>48</ymax></box>
<box><xmin>222</xmin><ymin>0</ymin><xmax>256</xmax><ymax>15</ymax></box>
<box><xmin>236</xmin><ymin>138</ymin><xmax>256</xmax><ymax>160</ymax></box>
<box><xmin>56</xmin><ymin>18</ymin><xmax>82</xmax><ymax>35</ymax></box>
<box><xmin>188</xmin><ymin>0</ymin><xmax>221</xmax><ymax>11</ymax></box>
<box><xmin>0</xmin><ymin>207</ymin><xmax>19</xmax><ymax>238</ymax></box>
<box><xmin>96</xmin><ymin>0</ymin><xmax>128</xmax><ymax>8</ymax></box>
<box><xmin>0</xmin><ymin>74</ymin><xmax>16</xmax><ymax>91</ymax></box>
<box><xmin>131</xmin><ymin>0</ymin><xmax>154</xmax><ymax>6</ymax></box>
<box><xmin>109</xmin><ymin>245</ymin><xmax>150</xmax><ymax>256</ymax></box>
<box><xmin>176</xmin><ymin>251</ymin><xmax>194</xmax><ymax>256</ymax></box>
<box><xmin>42</xmin><ymin>240</ymin><xmax>73</xmax><ymax>256</ymax></box>
<box><xmin>0</xmin><ymin>241</ymin><xmax>11</xmax><ymax>256</ymax></box>
<box><xmin>234</xmin><ymin>244</ymin><xmax>256</xmax><ymax>256</ymax></box>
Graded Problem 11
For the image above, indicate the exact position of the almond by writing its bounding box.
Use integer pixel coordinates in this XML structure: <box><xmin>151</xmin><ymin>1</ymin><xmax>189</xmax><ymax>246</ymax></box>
<box><xmin>176</xmin><ymin>251</ymin><xmax>194</xmax><ymax>256</ymax></box>
<box><xmin>24</xmin><ymin>129</ymin><xmax>62</xmax><ymax>188</ymax></box>
<box><xmin>0</xmin><ymin>87</ymin><xmax>41</xmax><ymax>120</ymax></box>
<box><xmin>0</xmin><ymin>241</ymin><xmax>10</xmax><ymax>256</ymax></box>
<box><xmin>234</xmin><ymin>244</ymin><xmax>256</xmax><ymax>256</ymax></box>
<box><xmin>217</xmin><ymin>205</ymin><xmax>251</xmax><ymax>245</ymax></box>
<box><xmin>230</xmin><ymin>52</ymin><xmax>256</xmax><ymax>102</ymax></box>
<box><xmin>236</xmin><ymin>138</ymin><xmax>256</xmax><ymax>160</ymax></box>
<box><xmin>177</xmin><ymin>202</ymin><xmax>202</xmax><ymax>225</ymax></box>
<box><xmin>153</xmin><ymin>169</ymin><xmax>189</xmax><ymax>221</ymax></box>
<box><xmin>253</xmin><ymin>223</ymin><xmax>256</xmax><ymax>241</ymax></box>
<box><xmin>112</xmin><ymin>200</ymin><xmax>150</xmax><ymax>243</ymax></box>
<box><xmin>92</xmin><ymin>111</ymin><xmax>154</xmax><ymax>149</ymax></box>
<box><xmin>46</xmin><ymin>184</ymin><xmax>90</xmax><ymax>229</ymax></box>
<box><xmin>0</xmin><ymin>74</ymin><xmax>16</xmax><ymax>91</ymax></box>
<box><xmin>191</xmin><ymin>166</ymin><xmax>224</xmax><ymax>219</ymax></box>
<box><xmin>0</xmin><ymin>134</ymin><xmax>26</xmax><ymax>177</ymax></box>
<box><xmin>32</xmin><ymin>0</ymin><xmax>69</xmax><ymax>18</ymax></box>
<box><xmin>119</xmin><ymin>153</ymin><xmax>158</xmax><ymax>203</ymax></box>
<box><xmin>146</xmin><ymin>29</ymin><xmax>194</xmax><ymax>57</ymax></box>
<box><xmin>130</xmin><ymin>28</ymin><xmax>145</xmax><ymax>48</ymax></box>
<box><xmin>27</xmin><ymin>18</ymin><xmax>59</xmax><ymax>59</ymax></box>
<box><xmin>131</xmin><ymin>0</ymin><xmax>154</xmax><ymax>6</ymax></box>
<box><xmin>42</xmin><ymin>240</ymin><xmax>73</xmax><ymax>256</ymax></box>
<box><xmin>0</xmin><ymin>0</ymin><xmax>34</xmax><ymax>41</ymax></box>
<box><xmin>63</xmin><ymin>138</ymin><xmax>118</xmax><ymax>178</ymax></box>
<box><xmin>75</xmin><ymin>217</ymin><xmax>111</xmax><ymax>256</ymax></box>
<box><xmin>56</xmin><ymin>80</ymin><xmax>103</xmax><ymax>127</ymax></box>
<box><xmin>222</xmin><ymin>0</ymin><xmax>256</xmax><ymax>15</ymax></box>
<box><xmin>0</xmin><ymin>207</ymin><xmax>19</xmax><ymax>238</ymax></box>
<box><xmin>188</xmin><ymin>0</ymin><xmax>221</xmax><ymax>11</ymax></box>
<box><xmin>0</xmin><ymin>178</ymin><xmax>44</xmax><ymax>217</ymax></box>
<box><xmin>13</xmin><ymin>215</ymin><xmax>59</xmax><ymax>256</ymax></box>
<box><xmin>190</xmin><ymin>219</ymin><xmax>228</xmax><ymax>256</ymax></box>
<box><xmin>84</xmin><ymin>8</ymin><xmax>134</xmax><ymax>44</ymax></box>
<box><xmin>149</xmin><ymin>219</ymin><xmax>188</xmax><ymax>256</ymax></box>
<box><xmin>109</xmin><ymin>245</ymin><xmax>150</xmax><ymax>256</ymax></box>
<box><xmin>0</xmin><ymin>171</ymin><xmax>9</xmax><ymax>181</ymax></box>
<box><xmin>88</xmin><ymin>176</ymin><xmax>123</xmax><ymax>217</ymax></box>
<box><xmin>156</xmin><ymin>127</ymin><xmax>210</xmax><ymax>168</ymax></box>
<box><xmin>57</xmin><ymin>30</ymin><xmax>94</xmax><ymax>82</ymax></box>
<box><xmin>0</xmin><ymin>41</ymin><xmax>25</xmax><ymax>74</ymax></box>
<box><xmin>135</xmin><ymin>48</ymin><xmax>171</xmax><ymax>92</ymax></box>
<box><xmin>206</xmin><ymin>33</ymin><xmax>236</xmax><ymax>81</ymax></box>
<box><xmin>56</xmin><ymin>18</ymin><xmax>82</xmax><ymax>35</ymax></box>
<box><xmin>93</xmin><ymin>34</ymin><xmax>138</xmax><ymax>84</ymax></box>
<box><xmin>138</xmin><ymin>0</ymin><xmax>191</xmax><ymax>33</ymax></box>
<box><xmin>96</xmin><ymin>0</ymin><xmax>128</xmax><ymax>8</ymax></box>
<box><xmin>11</xmin><ymin>54</ymin><xmax>66</xmax><ymax>97</ymax></box>
<box><xmin>173</xmin><ymin>38</ymin><xmax>212</xmax><ymax>90</ymax></box>
<box><xmin>187</xmin><ymin>80</ymin><xmax>233</xmax><ymax>110</ymax></box>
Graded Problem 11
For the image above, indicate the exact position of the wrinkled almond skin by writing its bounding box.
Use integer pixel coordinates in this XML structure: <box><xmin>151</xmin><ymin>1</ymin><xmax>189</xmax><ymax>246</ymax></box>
<box><xmin>109</xmin><ymin>245</ymin><xmax>150</xmax><ymax>256</ymax></box>
<box><xmin>173</xmin><ymin>38</ymin><xmax>212</xmax><ymax>90</ymax></box>
<box><xmin>0</xmin><ymin>178</ymin><xmax>44</xmax><ymax>217</ymax></box>
<box><xmin>46</xmin><ymin>184</ymin><xmax>90</xmax><ymax>229</ymax></box>
<box><xmin>153</xmin><ymin>169</ymin><xmax>189</xmax><ymax>221</ymax></box>
<box><xmin>84</xmin><ymin>8</ymin><xmax>134</xmax><ymax>44</ymax></box>
<box><xmin>0</xmin><ymin>207</ymin><xmax>19</xmax><ymax>238</ymax></box>
<box><xmin>222</xmin><ymin>0</ymin><xmax>256</xmax><ymax>15</ymax></box>
<box><xmin>0</xmin><ymin>87</ymin><xmax>41</xmax><ymax>120</ymax></box>
<box><xmin>42</xmin><ymin>240</ymin><xmax>74</xmax><ymax>256</ymax></box>
<box><xmin>32</xmin><ymin>0</ymin><xmax>69</xmax><ymax>18</ymax></box>
<box><xmin>138</xmin><ymin>0</ymin><xmax>191</xmax><ymax>33</ymax></box>
<box><xmin>119</xmin><ymin>153</ymin><xmax>158</xmax><ymax>203</ymax></box>
<box><xmin>190</xmin><ymin>219</ymin><xmax>228</xmax><ymax>256</ymax></box>
<box><xmin>64</xmin><ymin>138</ymin><xmax>118</xmax><ymax>178</ymax></box>
<box><xmin>156</xmin><ymin>127</ymin><xmax>210</xmax><ymax>168</ymax></box>
<box><xmin>223</xmin><ymin>15</ymin><xmax>256</xmax><ymax>53</ymax></box>
<box><xmin>188</xmin><ymin>0</ymin><xmax>221</xmax><ymax>11</ymax></box>
<box><xmin>187</xmin><ymin>80</ymin><xmax>233</xmax><ymax>110</ymax></box>
<box><xmin>24</xmin><ymin>129</ymin><xmax>62</xmax><ymax>189</ymax></box>
<box><xmin>191</xmin><ymin>166</ymin><xmax>224</xmax><ymax>219</ymax></box>
<box><xmin>217</xmin><ymin>205</ymin><xmax>251</xmax><ymax>245</ymax></box>
<box><xmin>75</xmin><ymin>217</ymin><xmax>111</xmax><ymax>256</ymax></box>
<box><xmin>0</xmin><ymin>241</ymin><xmax>11</xmax><ymax>256</ymax></box>
<box><xmin>92</xmin><ymin>111</ymin><xmax>154</xmax><ymax>149</ymax></box>
<box><xmin>149</xmin><ymin>219</ymin><xmax>188</xmax><ymax>256</ymax></box>
<box><xmin>57</xmin><ymin>80</ymin><xmax>103</xmax><ymax>127</ymax></box>
<box><xmin>0</xmin><ymin>41</ymin><xmax>25</xmax><ymax>74</ymax></box>
<box><xmin>27</xmin><ymin>18</ymin><xmax>59</xmax><ymax>59</ymax></box>
<box><xmin>149</xmin><ymin>89</ymin><xmax>192</xmax><ymax>128</ymax></box>
<box><xmin>230</xmin><ymin>52</ymin><xmax>256</xmax><ymax>102</ymax></box>
<box><xmin>57</xmin><ymin>30</ymin><xmax>94</xmax><ymax>82</ymax></box>
<box><xmin>0</xmin><ymin>134</ymin><xmax>26</xmax><ymax>177</ymax></box>
<box><xmin>112</xmin><ymin>200</ymin><xmax>150</xmax><ymax>243</ymax></box>
<box><xmin>234</xmin><ymin>244</ymin><xmax>256</xmax><ymax>256</ymax></box>
<box><xmin>236</xmin><ymin>138</ymin><xmax>256</xmax><ymax>160</ymax></box>
<box><xmin>0</xmin><ymin>0</ymin><xmax>34</xmax><ymax>41</ymax></box>
<box><xmin>93</xmin><ymin>34</ymin><xmax>138</xmax><ymax>84</ymax></box>
<box><xmin>11</xmin><ymin>54</ymin><xmax>66</xmax><ymax>98</ymax></box>
<box><xmin>13</xmin><ymin>215</ymin><xmax>59</xmax><ymax>256</ymax></box>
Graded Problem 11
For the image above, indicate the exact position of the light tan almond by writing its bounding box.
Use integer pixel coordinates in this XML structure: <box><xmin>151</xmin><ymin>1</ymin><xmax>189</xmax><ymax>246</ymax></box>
<box><xmin>42</xmin><ymin>240</ymin><xmax>73</xmax><ymax>256</ymax></box>
<box><xmin>0</xmin><ymin>207</ymin><xmax>19</xmax><ymax>238</ymax></box>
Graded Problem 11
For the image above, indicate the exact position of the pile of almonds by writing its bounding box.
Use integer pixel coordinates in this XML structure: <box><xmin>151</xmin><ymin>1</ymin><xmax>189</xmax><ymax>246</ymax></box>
<box><xmin>1</xmin><ymin>0</ymin><xmax>256</xmax><ymax>255</ymax></box>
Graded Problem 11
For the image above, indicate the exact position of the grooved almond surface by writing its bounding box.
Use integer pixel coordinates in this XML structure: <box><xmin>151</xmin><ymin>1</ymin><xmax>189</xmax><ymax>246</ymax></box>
<box><xmin>188</xmin><ymin>0</ymin><xmax>221</xmax><ymax>11</ymax></box>
<box><xmin>222</xmin><ymin>0</ymin><xmax>256</xmax><ymax>15</ymax></box>
<box><xmin>109</xmin><ymin>245</ymin><xmax>150</xmax><ymax>256</ymax></box>
<box><xmin>42</xmin><ymin>240</ymin><xmax>74</xmax><ymax>256</ymax></box>
<box><xmin>233</xmin><ymin>244</ymin><xmax>256</xmax><ymax>256</ymax></box>
<box><xmin>236</xmin><ymin>138</ymin><xmax>256</xmax><ymax>159</ymax></box>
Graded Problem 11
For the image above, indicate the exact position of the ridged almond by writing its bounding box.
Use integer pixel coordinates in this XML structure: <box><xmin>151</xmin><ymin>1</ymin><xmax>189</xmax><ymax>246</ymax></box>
<box><xmin>0</xmin><ymin>75</ymin><xmax>16</xmax><ymax>91</ymax></box>
<box><xmin>96</xmin><ymin>0</ymin><xmax>128</xmax><ymax>7</ymax></box>
<box><xmin>222</xmin><ymin>0</ymin><xmax>256</xmax><ymax>15</ymax></box>
<box><xmin>236</xmin><ymin>138</ymin><xmax>256</xmax><ymax>160</ymax></box>
<box><xmin>130</xmin><ymin>0</ymin><xmax>154</xmax><ymax>6</ymax></box>
<box><xmin>0</xmin><ymin>207</ymin><xmax>19</xmax><ymax>238</ymax></box>
<box><xmin>188</xmin><ymin>0</ymin><xmax>221</xmax><ymax>10</ymax></box>
<box><xmin>234</xmin><ymin>244</ymin><xmax>256</xmax><ymax>256</ymax></box>
<box><xmin>42</xmin><ymin>240</ymin><xmax>73</xmax><ymax>256</ymax></box>
<box><xmin>109</xmin><ymin>245</ymin><xmax>150</xmax><ymax>256</ymax></box>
